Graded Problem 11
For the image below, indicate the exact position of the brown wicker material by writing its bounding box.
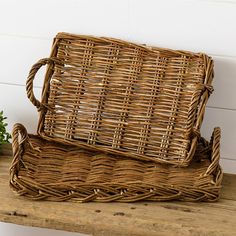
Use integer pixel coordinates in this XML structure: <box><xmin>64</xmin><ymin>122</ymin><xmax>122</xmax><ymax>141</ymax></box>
<box><xmin>26</xmin><ymin>32</ymin><xmax>214</xmax><ymax>166</ymax></box>
<box><xmin>10</xmin><ymin>123</ymin><xmax>222</xmax><ymax>202</ymax></box>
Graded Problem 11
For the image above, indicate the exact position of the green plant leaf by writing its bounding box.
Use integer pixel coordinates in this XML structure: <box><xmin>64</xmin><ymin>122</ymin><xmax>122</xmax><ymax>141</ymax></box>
<box><xmin>0</xmin><ymin>111</ymin><xmax>11</xmax><ymax>144</ymax></box>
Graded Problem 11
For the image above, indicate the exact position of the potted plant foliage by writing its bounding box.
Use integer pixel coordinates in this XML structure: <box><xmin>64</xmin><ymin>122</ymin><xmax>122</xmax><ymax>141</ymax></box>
<box><xmin>0</xmin><ymin>111</ymin><xmax>11</xmax><ymax>154</ymax></box>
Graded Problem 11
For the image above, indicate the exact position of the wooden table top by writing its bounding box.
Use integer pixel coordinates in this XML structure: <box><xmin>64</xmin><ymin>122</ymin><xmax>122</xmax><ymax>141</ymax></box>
<box><xmin>0</xmin><ymin>145</ymin><xmax>235</xmax><ymax>236</ymax></box>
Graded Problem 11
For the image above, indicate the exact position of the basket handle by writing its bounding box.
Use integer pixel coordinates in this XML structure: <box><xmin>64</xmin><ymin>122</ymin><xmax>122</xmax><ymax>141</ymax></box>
<box><xmin>10</xmin><ymin>123</ymin><xmax>29</xmax><ymax>175</ymax></box>
<box><xmin>26</xmin><ymin>58</ymin><xmax>62</xmax><ymax>111</ymax></box>
<box><xmin>205</xmin><ymin>127</ymin><xmax>222</xmax><ymax>176</ymax></box>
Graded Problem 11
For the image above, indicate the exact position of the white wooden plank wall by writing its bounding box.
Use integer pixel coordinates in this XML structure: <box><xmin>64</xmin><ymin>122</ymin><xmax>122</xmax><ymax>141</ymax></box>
<box><xmin>0</xmin><ymin>0</ymin><xmax>235</xmax><ymax>235</ymax></box>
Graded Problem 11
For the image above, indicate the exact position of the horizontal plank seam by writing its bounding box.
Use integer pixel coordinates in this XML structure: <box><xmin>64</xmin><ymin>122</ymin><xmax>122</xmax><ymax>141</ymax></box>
<box><xmin>0</xmin><ymin>82</ymin><xmax>42</xmax><ymax>89</ymax></box>
<box><xmin>0</xmin><ymin>33</ymin><xmax>50</xmax><ymax>41</ymax></box>
<box><xmin>196</xmin><ymin>0</ymin><xmax>236</xmax><ymax>5</ymax></box>
<box><xmin>221</xmin><ymin>157</ymin><xmax>236</xmax><ymax>162</ymax></box>
<box><xmin>1</xmin><ymin>34</ymin><xmax>236</xmax><ymax>59</ymax></box>
<box><xmin>206</xmin><ymin>106</ymin><xmax>236</xmax><ymax>112</ymax></box>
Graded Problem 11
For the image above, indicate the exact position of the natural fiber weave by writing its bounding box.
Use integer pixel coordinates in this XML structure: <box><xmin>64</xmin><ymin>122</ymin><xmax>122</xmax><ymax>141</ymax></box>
<box><xmin>10</xmin><ymin>123</ymin><xmax>222</xmax><ymax>202</ymax></box>
<box><xmin>26</xmin><ymin>32</ymin><xmax>214</xmax><ymax>166</ymax></box>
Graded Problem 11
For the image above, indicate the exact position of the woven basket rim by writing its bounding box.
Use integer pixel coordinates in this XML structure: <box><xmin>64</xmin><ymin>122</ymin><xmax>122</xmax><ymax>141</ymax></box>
<box><xmin>55</xmin><ymin>32</ymin><xmax>208</xmax><ymax>57</ymax></box>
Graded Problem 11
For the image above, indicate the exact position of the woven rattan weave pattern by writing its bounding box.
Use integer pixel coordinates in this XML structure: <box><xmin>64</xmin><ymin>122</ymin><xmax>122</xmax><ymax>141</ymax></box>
<box><xmin>27</xmin><ymin>32</ymin><xmax>214</xmax><ymax>166</ymax></box>
<box><xmin>10</xmin><ymin>124</ymin><xmax>222</xmax><ymax>202</ymax></box>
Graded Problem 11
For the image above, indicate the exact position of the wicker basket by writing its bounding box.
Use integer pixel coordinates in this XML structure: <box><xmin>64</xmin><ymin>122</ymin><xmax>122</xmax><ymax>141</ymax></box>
<box><xmin>10</xmin><ymin>124</ymin><xmax>222</xmax><ymax>202</ymax></box>
<box><xmin>27</xmin><ymin>32</ymin><xmax>214</xmax><ymax>166</ymax></box>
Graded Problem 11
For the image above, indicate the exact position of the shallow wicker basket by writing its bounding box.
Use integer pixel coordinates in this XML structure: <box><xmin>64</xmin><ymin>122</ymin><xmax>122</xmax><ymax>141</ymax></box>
<box><xmin>27</xmin><ymin>32</ymin><xmax>214</xmax><ymax>166</ymax></box>
<box><xmin>10</xmin><ymin>124</ymin><xmax>222</xmax><ymax>202</ymax></box>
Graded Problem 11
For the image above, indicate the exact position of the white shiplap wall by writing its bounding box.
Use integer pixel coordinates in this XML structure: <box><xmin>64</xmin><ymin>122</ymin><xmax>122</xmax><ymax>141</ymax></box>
<box><xmin>0</xmin><ymin>0</ymin><xmax>235</xmax><ymax>234</ymax></box>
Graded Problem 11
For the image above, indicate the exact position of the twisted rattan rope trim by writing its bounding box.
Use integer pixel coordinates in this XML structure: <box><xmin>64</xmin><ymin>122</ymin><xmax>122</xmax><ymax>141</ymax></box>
<box><xmin>26</xmin><ymin>58</ymin><xmax>63</xmax><ymax>111</ymax></box>
<box><xmin>10</xmin><ymin>123</ymin><xmax>28</xmax><ymax>174</ymax></box>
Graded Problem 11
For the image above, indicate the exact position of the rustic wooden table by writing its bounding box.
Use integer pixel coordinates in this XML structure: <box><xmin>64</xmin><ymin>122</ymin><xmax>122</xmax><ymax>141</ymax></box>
<box><xmin>0</xmin><ymin>145</ymin><xmax>235</xmax><ymax>236</ymax></box>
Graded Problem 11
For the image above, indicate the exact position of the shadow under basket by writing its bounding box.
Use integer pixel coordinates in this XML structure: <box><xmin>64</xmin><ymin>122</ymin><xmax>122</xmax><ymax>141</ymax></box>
<box><xmin>10</xmin><ymin>124</ymin><xmax>223</xmax><ymax>202</ymax></box>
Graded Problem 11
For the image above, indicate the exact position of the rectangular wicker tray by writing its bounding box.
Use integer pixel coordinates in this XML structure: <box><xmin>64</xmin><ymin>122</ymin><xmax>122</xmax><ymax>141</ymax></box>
<box><xmin>10</xmin><ymin>124</ymin><xmax>222</xmax><ymax>202</ymax></box>
<box><xmin>26</xmin><ymin>32</ymin><xmax>214</xmax><ymax>166</ymax></box>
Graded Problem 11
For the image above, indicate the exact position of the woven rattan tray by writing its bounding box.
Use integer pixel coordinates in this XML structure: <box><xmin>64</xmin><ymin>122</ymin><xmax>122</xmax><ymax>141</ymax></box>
<box><xmin>27</xmin><ymin>32</ymin><xmax>214</xmax><ymax>166</ymax></box>
<box><xmin>10</xmin><ymin>124</ymin><xmax>222</xmax><ymax>202</ymax></box>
